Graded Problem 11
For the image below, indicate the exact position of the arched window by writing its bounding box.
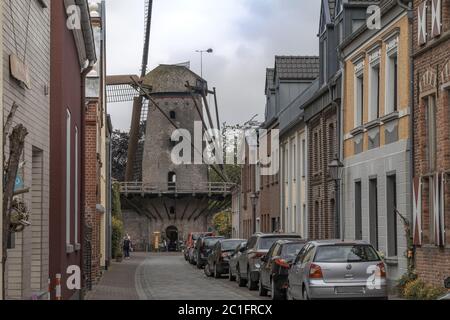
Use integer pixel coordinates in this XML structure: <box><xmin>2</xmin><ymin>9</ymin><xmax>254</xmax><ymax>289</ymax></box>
<box><xmin>168</xmin><ymin>172</ymin><xmax>176</xmax><ymax>191</ymax></box>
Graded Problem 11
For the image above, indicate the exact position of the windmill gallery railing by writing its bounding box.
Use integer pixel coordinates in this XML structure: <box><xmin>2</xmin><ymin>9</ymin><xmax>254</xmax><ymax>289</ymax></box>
<box><xmin>119</xmin><ymin>182</ymin><xmax>235</xmax><ymax>196</ymax></box>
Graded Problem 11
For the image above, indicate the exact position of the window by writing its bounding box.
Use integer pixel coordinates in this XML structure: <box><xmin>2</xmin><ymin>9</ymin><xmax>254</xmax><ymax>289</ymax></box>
<box><xmin>369</xmin><ymin>64</ymin><xmax>380</xmax><ymax>121</ymax></box>
<box><xmin>322</xmin><ymin>40</ymin><xmax>328</xmax><ymax>82</ymax></box>
<box><xmin>170</xmin><ymin>111</ymin><xmax>176</xmax><ymax>119</ymax></box>
<box><xmin>301</xmin><ymin>139</ymin><xmax>306</xmax><ymax>177</ymax></box>
<box><xmin>369</xmin><ymin>178</ymin><xmax>379</xmax><ymax>250</ymax></box>
<box><xmin>387</xmin><ymin>174</ymin><xmax>398</xmax><ymax>256</ymax></box>
<box><xmin>355</xmin><ymin>73</ymin><xmax>364</xmax><ymax>127</ymax></box>
<box><xmin>66</xmin><ymin>110</ymin><xmax>71</xmax><ymax>247</ymax></box>
<box><xmin>386</xmin><ymin>54</ymin><xmax>398</xmax><ymax>113</ymax></box>
<box><xmin>168</xmin><ymin>172</ymin><xmax>176</xmax><ymax>191</ymax></box>
<box><xmin>74</xmin><ymin>126</ymin><xmax>79</xmax><ymax>245</ymax></box>
<box><xmin>328</xmin><ymin>123</ymin><xmax>335</xmax><ymax>160</ymax></box>
<box><xmin>292</xmin><ymin>141</ymin><xmax>296</xmax><ymax>180</ymax></box>
<box><xmin>355</xmin><ymin>181</ymin><xmax>362</xmax><ymax>240</ymax></box>
<box><xmin>425</xmin><ymin>95</ymin><xmax>437</xmax><ymax>171</ymax></box>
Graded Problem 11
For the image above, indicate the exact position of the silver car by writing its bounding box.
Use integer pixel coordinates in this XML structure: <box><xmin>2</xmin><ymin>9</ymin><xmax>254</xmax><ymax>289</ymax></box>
<box><xmin>228</xmin><ymin>241</ymin><xmax>247</xmax><ymax>281</ymax></box>
<box><xmin>287</xmin><ymin>240</ymin><xmax>388</xmax><ymax>300</ymax></box>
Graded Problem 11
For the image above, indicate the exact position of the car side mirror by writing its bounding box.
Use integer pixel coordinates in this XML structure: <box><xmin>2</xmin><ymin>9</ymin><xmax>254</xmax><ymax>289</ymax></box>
<box><xmin>445</xmin><ymin>277</ymin><xmax>450</xmax><ymax>289</ymax></box>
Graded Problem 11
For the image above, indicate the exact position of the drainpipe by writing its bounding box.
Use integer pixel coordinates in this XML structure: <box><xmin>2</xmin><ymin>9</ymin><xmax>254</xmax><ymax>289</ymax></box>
<box><xmin>0</xmin><ymin>0</ymin><xmax>3</xmax><ymax>301</ymax></box>
<box><xmin>397</xmin><ymin>0</ymin><xmax>414</xmax><ymax>222</ymax></box>
<box><xmin>80</xmin><ymin>63</ymin><xmax>94</xmax><ymax>299</ymax></box>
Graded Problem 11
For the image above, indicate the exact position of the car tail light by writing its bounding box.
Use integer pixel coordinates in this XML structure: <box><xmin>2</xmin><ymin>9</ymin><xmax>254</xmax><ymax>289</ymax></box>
<box><xmin>309</xmin><ymin>264</ymin><xmax>323</xmax><ymax>279</ymax></box>
<box><xmin>376</xmin><ymin>263</ymin><xmax>386</xmax><ymax>278</ymax></box>
<box><xmin>274</xmin><ymin>258</ymin><xmax>290</xmax><ymax>269</ymax></box>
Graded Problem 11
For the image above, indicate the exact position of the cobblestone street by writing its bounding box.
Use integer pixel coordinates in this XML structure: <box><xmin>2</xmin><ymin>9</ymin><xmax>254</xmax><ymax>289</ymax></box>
<box><xmin>87</xmin><ymin>253</ymin><xmax>268</xmax><ymax>300</ymax></box>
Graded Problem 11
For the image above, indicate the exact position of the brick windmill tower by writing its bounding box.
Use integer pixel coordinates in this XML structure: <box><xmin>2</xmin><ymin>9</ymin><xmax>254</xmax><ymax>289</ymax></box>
<box><xmin>106</xmin><ymin>2</ymin><xmax>232</xmax><ymax>251</ymax></box>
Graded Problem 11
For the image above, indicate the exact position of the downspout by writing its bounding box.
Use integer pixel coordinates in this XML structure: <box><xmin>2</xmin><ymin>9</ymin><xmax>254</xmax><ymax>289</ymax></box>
<box><xmin>80</xmin><ymin>63</ymin><xmax>94</xmax><ymax>299</ymax></box>
<box><xmin>78</xmin><ymin>0</ymin><xmax>97</xmax><ymax>299</ymax></box>
<box><xmin>398</xmin><ymin>0</ymin><xmax>415</xmax><ymax>271</ymax></box>
<box><xmin>397</xmin><ymin>0</ymin><xmax>414</xmax><ymax>211</ymax></box>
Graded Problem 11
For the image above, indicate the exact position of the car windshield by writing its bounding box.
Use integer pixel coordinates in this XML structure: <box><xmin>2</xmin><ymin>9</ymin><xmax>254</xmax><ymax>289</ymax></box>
<box><xmin>258</xmin><ymin>237</ymin><xmax>301</xmax><ymax>250</ymax></box>
<box><xmin>281</xmin><ymin>243</ymin><xmax>305</xmax><ymax>257</ymax></box>
<box><xmin>204</xmin><ymin>238</ymin><xmax>223</xmax><ymax>248</ymax></box>
<box><xmin>222</xmin><ymin>240</ymin><xmax>244</xmax><ymax>251</ymax></box>
<box><xmin>314</xmin><ymin>245</ymin><xmax>380</xmax><ymax>263</ymax></box>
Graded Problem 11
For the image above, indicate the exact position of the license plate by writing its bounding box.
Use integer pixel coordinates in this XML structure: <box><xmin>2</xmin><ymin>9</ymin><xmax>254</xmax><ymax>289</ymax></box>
<box><xmin>335</xmin><ymin>286</ymin><xmax>365</xmax><ymax>294</ymax></box>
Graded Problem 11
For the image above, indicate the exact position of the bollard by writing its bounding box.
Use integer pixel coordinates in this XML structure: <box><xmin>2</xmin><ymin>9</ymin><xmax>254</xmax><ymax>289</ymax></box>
<box><xmin>55</xmin><ymin>274</ymin><xmax>62</xmax><ymax>300</ymax></box>
<box><xmin>48</xmin><ymin>278</ymin><xmax>51</xmax><ymax>300</ymax></box>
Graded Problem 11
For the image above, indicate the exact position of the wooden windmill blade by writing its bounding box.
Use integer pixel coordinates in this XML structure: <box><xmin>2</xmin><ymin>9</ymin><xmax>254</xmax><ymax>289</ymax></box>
<box><xmin>126</xmin><ymin>0</ymin><xmax>154</xmax><ymax>182</ymax></box>
<box><xmin>106</xmin><ymin>75</ymin><xmax>142</xmax><ymax>103</ymax></box>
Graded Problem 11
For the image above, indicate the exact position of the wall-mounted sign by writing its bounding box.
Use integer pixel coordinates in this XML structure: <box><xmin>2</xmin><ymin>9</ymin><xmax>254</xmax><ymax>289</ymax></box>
<box><xmin>10</xmin><ymin>54</ymin><xmax>31</xmax><ymax>89</ymax></box>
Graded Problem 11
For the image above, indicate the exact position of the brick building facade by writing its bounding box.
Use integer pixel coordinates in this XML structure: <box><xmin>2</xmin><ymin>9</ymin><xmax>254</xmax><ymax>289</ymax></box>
<box><xmin>49</xmin><ymin>0</ymin><xmax>96</xmax><ymax>300</ymax></box>
<box><xmin>412</xmin><ymin>0</ymin><xmax>450</xmax><ymax>288</ymax></box>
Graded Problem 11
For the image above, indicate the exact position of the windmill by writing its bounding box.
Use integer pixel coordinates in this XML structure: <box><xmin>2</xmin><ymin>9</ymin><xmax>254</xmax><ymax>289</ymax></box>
<box><xmin>106</xmin><ymin>0</ymin><xmax>227</xmax><ymax>183</ymax></box>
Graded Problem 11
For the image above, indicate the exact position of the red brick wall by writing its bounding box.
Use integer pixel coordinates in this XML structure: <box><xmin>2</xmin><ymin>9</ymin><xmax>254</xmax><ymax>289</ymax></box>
<box><xmin>84</xmin><ymin>100</ymin><xmax>101</xmax><ymax>283</ymax></box>
<box><xmin>308</xmin><ymin>105</ymin><xmax>338</xmax><ymax>240</ymax></box>
<box><xmin>413</xmin><ymin>0</ymin><xmax>450</xmax><ymax>287</ymax></box>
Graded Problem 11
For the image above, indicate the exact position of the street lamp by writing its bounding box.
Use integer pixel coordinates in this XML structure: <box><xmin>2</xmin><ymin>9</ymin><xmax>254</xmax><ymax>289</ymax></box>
<box><xmin>196</xmin><ymin>48</ymin><xmax>213</xmax><ymax>78</ymax></box>
<box><xmin>328</xmin><ymin>157</ymin><xmax>344</xmax><ymax>239</ymax></box>
<box><xmin>250</xmin><ymin>192</ymin><xmax>259</xmax><ymax>234</ymax></box>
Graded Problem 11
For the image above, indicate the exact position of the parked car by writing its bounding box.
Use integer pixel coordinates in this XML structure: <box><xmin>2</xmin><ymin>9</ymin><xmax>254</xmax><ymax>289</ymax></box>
<box><xmin>259</xmin><ymin>240</ymin><xmax>307</xmax><ymax>300</ymax></box>
<box><xmin>205</xmin><ymin>239</ymin><xmax>246</xmax><ymax>278</ymax></box>
<box><xmin>438</xmin><ymin>277</ymin><xmax>450</xmax><ymax>300</ymax></box>
<box><xmin>236</xmin><ymin>233</ymin><xmax>302</xmax><ymax>290</ymax></box>
<box><xmin>195</xmin><ymin>236</ymin><xmax>225</xmax><ymax>269</ymax></box>
<box><xmin>229</xmin><ymin>241</ymin><xmax>247</xmax><ymax>281</ymax></box>
<box><xmin>287</xmin><ymin>240</ymin><xmax>388</xmax><ymax>300</ymax></box>
<box><xmin>185</xmin><ymin>232</ymin><xmax>213</xmax><ymax>264</ymax></box>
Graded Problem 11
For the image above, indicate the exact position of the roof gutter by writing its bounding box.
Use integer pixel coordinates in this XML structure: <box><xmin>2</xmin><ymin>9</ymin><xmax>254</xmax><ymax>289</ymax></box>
<box><xmin>75</xmin><ymin>0</ymin><xmax>97</xmax><ymax>68</ymax></box>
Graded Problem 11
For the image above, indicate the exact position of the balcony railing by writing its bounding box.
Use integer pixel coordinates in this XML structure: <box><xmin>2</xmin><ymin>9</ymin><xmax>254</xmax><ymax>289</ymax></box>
<box><xmin>119</xmin><ymin>182</ymin><xmax>235</xmax><ymax>196</ymax></box>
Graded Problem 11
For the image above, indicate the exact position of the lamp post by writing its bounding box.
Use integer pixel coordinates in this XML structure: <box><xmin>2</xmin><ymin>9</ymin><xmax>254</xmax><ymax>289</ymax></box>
<box><xmin>195</xmin><ymin>48</ymin><xmax>213</xmax><ymax>78</ymax></box>
<box><xmin>329</xmin><ymin>157</ymin><xmax>344</xmax><ymax>239</ymax></box>
<box><xmin>250</xmin><ymin>192</ymin><xmax>258</xmax><ymax>234</ymax></box>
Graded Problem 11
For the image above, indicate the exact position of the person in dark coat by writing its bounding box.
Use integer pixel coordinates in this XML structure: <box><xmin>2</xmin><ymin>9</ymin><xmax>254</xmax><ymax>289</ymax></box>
<box><xmin>123</xmin><ymin>235</ymin><xmax>132</xmax><ymax>259</ymax></box>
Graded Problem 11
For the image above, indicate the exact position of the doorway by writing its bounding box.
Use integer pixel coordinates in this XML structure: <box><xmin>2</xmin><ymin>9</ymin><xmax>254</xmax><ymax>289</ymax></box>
<box><xmin>165</xmin><ymin>226</ymin><xmax>179</xmax><ymax>252</ymax></box>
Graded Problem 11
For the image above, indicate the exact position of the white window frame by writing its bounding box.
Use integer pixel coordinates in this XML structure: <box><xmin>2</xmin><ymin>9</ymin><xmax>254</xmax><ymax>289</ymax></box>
<box><xmin>385</xmin><ymin>35</ymin><xmax>399</xmax><ymax>115</ymax></box>
<box><xmin>66</xmin><ymin>109</ymin><xmax>71</xmax><ymax>248</ymax></box>
<box><xmin>354</xmin><ymin>59</ymin><xmax>365</xmax><ymax>127</ymax></box>
<box><xmin>368</xmin><ymin>48</ymin><xmax>381</xmax><ymax>121</ymax></box>
<box><xmin>74</xmin><ymin>126</ymin><xmax>79</xmax><ymax>246</ymax></box>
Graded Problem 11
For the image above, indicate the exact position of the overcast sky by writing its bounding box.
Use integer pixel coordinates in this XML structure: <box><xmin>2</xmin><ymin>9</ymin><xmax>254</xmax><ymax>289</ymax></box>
<box><xmin>106</xmin><ymin>0</ymin><xmax>321</xmax><ymax>131</ymax></box>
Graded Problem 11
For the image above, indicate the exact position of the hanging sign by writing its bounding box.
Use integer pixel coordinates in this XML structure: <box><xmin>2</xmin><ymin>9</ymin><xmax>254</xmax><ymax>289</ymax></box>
<box><xmin>10</xmin><ymin>54</ymin><xmax>31</xmax><ymax>89</ymax></box>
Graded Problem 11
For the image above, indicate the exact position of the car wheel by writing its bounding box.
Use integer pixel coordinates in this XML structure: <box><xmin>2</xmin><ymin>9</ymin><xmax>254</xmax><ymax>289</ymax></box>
<box><xmin>271</xmin><ymin>279</ymin><xmax>284</xmax><ymax>300</ymax></box>
<box><xmin>247</xmin><ymin>269</ymin><xmax>258</xmax><ymax>291</ymax></box>
<box><xmin>237</xmin><ymin>266</ymin><xmax>246</xmax><ymax>287</ymax></box>
<box><xmin>214</xmin><ymin>264</ymin><xmax>221</xmax><ymax>279</ymax></box>
<box><xmin>228</xmin><ymin>268</ymin><xmax>235</xmax><ymax>282</ymax></box>
<box><xmin>196</xmin><ymin>257</ymin><xmax>203</xmax><ymax>269</ymax></box>
<box><xmin>259</xmin><ymin>278</ymin><xmax>268</xmax><ymax>297</ymax></box>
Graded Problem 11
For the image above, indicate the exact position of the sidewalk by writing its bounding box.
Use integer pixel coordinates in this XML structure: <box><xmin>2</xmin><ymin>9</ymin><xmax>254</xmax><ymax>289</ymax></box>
<box><xmin>85</xmin><ymin>253</ymin><xmax>147</xmax><ymax>300</ymax></box>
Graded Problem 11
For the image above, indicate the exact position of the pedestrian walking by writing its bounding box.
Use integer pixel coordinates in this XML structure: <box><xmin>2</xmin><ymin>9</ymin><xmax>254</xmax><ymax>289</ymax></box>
<box><xmin>123</xmin><ymin>234</ymin><xmax>132</xmax><ymax>259</ymax></box>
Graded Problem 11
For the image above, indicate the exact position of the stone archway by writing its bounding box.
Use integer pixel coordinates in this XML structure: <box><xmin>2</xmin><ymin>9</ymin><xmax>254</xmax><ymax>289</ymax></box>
<box><xmin>165</xmin><ymin>225</ymin><xmax>179</xmax><ymax>252</ymax></box>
